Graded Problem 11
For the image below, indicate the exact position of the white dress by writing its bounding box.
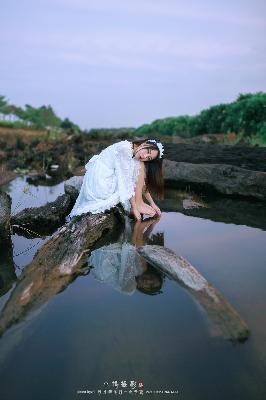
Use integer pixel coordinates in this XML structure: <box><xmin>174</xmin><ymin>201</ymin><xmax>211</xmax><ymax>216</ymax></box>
<box><xmin>67</xmin><ymin>140</ymin><xmax>141</xmax><ymax>219</ymax></box>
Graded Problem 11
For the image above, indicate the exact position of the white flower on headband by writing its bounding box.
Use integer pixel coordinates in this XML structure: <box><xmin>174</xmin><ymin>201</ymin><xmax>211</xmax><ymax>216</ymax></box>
<box><xmin>147</xmin><ymin>139</ymin><xmax>164</xmax><ymax>158</ymax></box>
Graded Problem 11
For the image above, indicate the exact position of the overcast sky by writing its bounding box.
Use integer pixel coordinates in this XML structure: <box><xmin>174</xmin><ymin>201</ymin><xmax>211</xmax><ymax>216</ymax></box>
<box><xmin>1</xmin><ymin>0</ymin><xmax>266</xmax><ymax>129</ymax></box>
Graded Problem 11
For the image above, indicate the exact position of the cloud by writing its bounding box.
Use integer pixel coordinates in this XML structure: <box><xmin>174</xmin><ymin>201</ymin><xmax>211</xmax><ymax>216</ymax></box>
<box><xmin>0</xmin><ymin>29</ymin><xmax>254</xmax><ymax>73</ymax></box>
<box><xmin>57</xmin><ymin>0</ymin><xmax>266</xmax><ymax>27</ymax></box>
<box><xmin>0</xmin><ymin>0</ymin><xmax>265</xmax><ymax>127</ymax></box>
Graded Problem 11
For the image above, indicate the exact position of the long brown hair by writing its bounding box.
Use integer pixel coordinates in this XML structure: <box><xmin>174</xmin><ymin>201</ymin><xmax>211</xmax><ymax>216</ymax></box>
<box><xmin>132</xmin><ymin>138</ymin><xmax>164</xmax><ymax>199</ymax></box>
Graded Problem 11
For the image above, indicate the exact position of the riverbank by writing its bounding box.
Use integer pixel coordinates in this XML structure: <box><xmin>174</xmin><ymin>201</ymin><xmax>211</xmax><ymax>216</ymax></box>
<box><xmin>1</xmin><ymin>126</ymin><xmax>266</xmax><ymax>201</ymax></box>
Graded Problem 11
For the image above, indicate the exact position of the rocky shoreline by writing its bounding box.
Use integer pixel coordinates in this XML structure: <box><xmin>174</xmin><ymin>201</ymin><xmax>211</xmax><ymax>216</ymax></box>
<box><xmin>1</xmin><ymin>128</ymin><xmax>266</xmax><ymax>202</ymax></box>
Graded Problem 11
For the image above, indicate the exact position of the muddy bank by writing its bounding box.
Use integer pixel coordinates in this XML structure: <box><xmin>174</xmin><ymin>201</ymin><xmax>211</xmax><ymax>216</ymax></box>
<box><xmin>2</xmin><ymin>127</ymin><xmax>265</xmax><ymax>179</ymax></box>
<box><xmin>0</xmin><ymin>129</ymin><xmax>117</xmax><ymax>183</ymax></box>
<box><xmin>0</xmin><ymin>165</ymin><xmax>17</xmax><ymax>186</ymax></box>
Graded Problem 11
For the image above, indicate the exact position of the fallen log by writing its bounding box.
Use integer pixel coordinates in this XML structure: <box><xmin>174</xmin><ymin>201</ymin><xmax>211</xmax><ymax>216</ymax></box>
<box><xmin>164</xmin><ymin>143</ymin><xmax>266</xmax><ymax>172</ymax></box>
<box><xmin>164</xmin><ymin>159</ymin><xmax>266</xmax><ymax>201</ymax></box>
<box><xmin>11</xmin><ymin>193</ymin><xmax>74</xmax><ymax>237</ymax></box>
<box><xmin>0</xmin><ymin>191</ymin><xmax>11</xmax><ymax>239</ymax></box>
<box><xmin>138</xmin><ymin>245</ymin><xmax>250</xmax><ymax>342</ymax></box>
<box><xmin>0</xmin><ymin>190</ymin><xmax>17</xmax><ymax>297</ymax></box>
<box><xmin>0</xmin><ymin>207</ymin><xmax>124</xmax><ymax>337</ymax></box>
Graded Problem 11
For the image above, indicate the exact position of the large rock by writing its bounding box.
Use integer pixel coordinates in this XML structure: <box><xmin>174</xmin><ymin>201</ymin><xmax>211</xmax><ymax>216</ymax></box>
<box><xmin>163</xmin><ymin>160</ymin><xmax>266</xmax><ymax>201</ymax></box>
<box><xmin>11</xmin><ymin>194</ymin><xmax>73</xmax><ymax>236</ymax></box>
<box><xmin>64</xmin><ymin>175</ymin><xmax>83</xmax><ymax>200</ymax></box>
<box><xmin>164</xmin><ymin>143</ymin><xmax>266</xmax><ymax>172</ymax></box>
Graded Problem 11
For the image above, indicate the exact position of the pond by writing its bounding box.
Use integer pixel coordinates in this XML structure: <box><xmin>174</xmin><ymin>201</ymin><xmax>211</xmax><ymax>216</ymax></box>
<box><xmin>0</xmin><ymin>177</ymin><xmax>266</xmax><ymax>400</ymax></box>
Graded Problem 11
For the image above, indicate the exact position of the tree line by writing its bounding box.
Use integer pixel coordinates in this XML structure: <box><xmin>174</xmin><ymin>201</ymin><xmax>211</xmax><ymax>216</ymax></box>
<box><xmin>1</xmin><ymin>92</ymin><xmax>265</xmax><ymax>143</ymax></box>
<box><xmin>135</xmin><ymin>92</ymin><xmax>266</xmax><ymax>142</ymax></box>
<box><xmin>0</xmin><ymin>95</ymin><xmax>80</xmax><ymax>133</ymax></box>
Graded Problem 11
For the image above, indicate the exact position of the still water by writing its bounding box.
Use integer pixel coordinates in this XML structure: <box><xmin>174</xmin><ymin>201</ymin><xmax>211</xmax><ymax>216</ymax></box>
<box><xmin>0</xmin><ymin>177</ymin><xmax>266</xmax><ymax>400</ymax></box>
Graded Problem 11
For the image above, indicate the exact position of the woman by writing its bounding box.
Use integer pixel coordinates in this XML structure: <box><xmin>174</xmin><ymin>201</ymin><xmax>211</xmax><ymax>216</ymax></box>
<box><xmin>67</xmin><ymin>138</ymin><xmax>164</xmax><ymax>221</ymax></box>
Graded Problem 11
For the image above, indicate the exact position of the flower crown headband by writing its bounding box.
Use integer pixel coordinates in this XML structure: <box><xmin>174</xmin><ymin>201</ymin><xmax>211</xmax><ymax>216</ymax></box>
<box><xmin>147</xmin><ymin>139</ymin><xmax>164</xmax><ymax>159</ymax></box>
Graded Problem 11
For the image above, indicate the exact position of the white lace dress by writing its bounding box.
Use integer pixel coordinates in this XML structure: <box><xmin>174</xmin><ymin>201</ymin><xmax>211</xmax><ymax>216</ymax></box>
<box><xmin>67</xmin><ymin>140</ymin><xmax>141</xmax><ymax>219</ymax></box>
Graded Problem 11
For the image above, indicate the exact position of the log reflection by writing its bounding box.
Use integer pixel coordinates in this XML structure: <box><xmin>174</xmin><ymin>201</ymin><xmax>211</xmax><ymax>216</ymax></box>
<box><xmin>0</xmin><ymin>212</ymin><xmax>164</xmax><ymax>338</ymax></box>
<box><xmin>0</xmin><ymin>235</ymin><xmax>17</xmax><ymax>297</ymax></box>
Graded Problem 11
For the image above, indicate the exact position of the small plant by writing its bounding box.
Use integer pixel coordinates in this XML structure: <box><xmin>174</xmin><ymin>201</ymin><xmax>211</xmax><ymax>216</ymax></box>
<box><xmin>14</xmin><ymin>167</ymin><xmax>30</xmax><ymax>174</ymax></box>
<box><xmin>42</xmin><ymin>154</ymin><xmax>53</xmax><ymax>172</ymax></box>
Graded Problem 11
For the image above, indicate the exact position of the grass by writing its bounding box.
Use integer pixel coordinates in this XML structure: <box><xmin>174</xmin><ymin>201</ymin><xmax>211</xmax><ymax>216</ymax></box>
<box><xmin>223</xmin><ymin>132</ymin><xmax>266</xmax><ymax>147</ymax></box>
<box><xmin>0</xmin><ymin>120</ymin><xmax>32</xmax><ymax>129</ymax></box>
<box><xmin>244</xmin><ymin>134</ymin><xmax>266</xmax><ymax>147</ymax></box>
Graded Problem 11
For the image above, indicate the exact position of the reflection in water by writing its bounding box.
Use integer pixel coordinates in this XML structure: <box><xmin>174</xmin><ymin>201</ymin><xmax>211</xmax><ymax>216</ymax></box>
<box><xmin>1</xmin><ymin>179</ymin><xmax>266</xmax><ymax>399</ymax></box>
<box><xmin>0</xmin><ymin>235</ymin><xmax>17</xmax><ymax>297</ymax></box>
<box><xmin>0</xmin><ymin>217</ymin><xmax>164</xmax><ymax>340</ymax></box>
<box><xmin>1</xmin><ymin>176</ymin><xmax>65</xmax><ymax>215</ymax></box>
<box><xmin>89</xmin><ymin>217</ymin><xmax>165</xmax><ymax>296</ymax></box>
<box><xmin>158</xmin><ymin>188</ymin><xmax>266</xmax><ymax>231</ymax></box>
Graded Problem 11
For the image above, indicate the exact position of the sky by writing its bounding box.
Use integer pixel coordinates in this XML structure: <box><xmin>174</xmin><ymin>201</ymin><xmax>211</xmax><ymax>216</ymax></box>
<box><xmin>1</xmin><ymin>0</ymin><xmax>266</xmax><ymax>129</ymax></box>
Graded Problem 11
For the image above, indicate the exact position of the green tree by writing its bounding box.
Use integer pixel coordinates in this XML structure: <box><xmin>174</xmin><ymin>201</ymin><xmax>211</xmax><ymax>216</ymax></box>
<box><xmin>61</xmin><ymin>117</ymin><xmax>80</xmax><ymax>133</ymax></box>
<box><xmin>135</xmin><ymin>92</ymin><xmax>266</xmax><ymax>140</ymax></box>
<box><xmin>0</xmin><ymin>95</ymin><xmax>9</xmax><ymax>119</ymax></box>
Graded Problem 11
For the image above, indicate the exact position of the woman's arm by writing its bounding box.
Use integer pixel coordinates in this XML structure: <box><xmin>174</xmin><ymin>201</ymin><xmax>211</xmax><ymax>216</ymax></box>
<box><xmin>144</xmin><ymin>190</ymin><xmax>155</xmax><ymax>206</ymax></box>
<box><xmin>129</xmin><ymin>195</ymin><xmax>141</xmax><ymax>221</ymax></box>
<box><xmin>144</xmin><ymin>190</ymin><xmax>161</xmax><ymax>216</ymax></box>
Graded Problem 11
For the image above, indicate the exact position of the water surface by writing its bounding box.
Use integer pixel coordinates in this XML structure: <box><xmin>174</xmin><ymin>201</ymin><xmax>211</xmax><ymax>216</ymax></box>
<box><xmin>0</xmin><ymin>179</ymin><xmax>266</xmax><ymax>400</ymax></box>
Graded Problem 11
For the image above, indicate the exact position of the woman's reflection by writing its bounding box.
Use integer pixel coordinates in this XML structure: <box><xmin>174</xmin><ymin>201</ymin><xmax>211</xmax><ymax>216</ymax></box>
<box><xmin>88</xmin><ymin>217</ymin><xmax>165</xmax><ymax>296</ymax></box>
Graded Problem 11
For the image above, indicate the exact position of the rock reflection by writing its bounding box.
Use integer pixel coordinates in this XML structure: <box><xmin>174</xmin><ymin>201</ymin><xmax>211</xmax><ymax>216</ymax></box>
<box><xmin>158</xmin><ymin>189</ymin><xmax>266</xmax><ymax>231</ymax></box>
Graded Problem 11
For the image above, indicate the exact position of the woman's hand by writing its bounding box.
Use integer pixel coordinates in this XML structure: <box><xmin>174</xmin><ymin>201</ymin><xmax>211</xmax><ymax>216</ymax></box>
<box><xmin>138</xmin><ymin>202</ymin><xmax>156</xmax><ymax>217</ymax></box>
<box><xmin>151</xmin><ymin>202</ymin><xmax>161</xmax><ymax>216</ymax></box>
<box><xmin>144</xmin><ymin>191</ymin><xmax>161</xmax><ymax>217</ymax></box>
<box><xmin>132</xmin><ymin>207</ymin><xmax>141</xmax><ymax>221</ymax></box>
